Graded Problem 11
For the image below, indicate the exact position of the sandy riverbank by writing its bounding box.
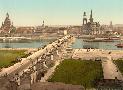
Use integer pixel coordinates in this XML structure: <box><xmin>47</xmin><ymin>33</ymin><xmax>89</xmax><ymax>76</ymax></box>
<box><xmin>0</xmin><ymin>48</ymin><xmax>37</xmax><ymax>51</ymax></box>
<box><xmin>72</xmin><ymin>49</ymin><xmax>123</xmax><ymax>60</ymax></box>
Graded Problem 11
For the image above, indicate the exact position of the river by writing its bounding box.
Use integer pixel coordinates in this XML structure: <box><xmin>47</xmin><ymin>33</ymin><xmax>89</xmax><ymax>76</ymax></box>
<box><xmin>72</xmin><ymin>38</ymin><xmax>123</xmax><ymax>50</ymax></box>
<box><xmin>0</xmin><ymin>38</ymin><xmax>123</xmax><ymax>50</ymax></box>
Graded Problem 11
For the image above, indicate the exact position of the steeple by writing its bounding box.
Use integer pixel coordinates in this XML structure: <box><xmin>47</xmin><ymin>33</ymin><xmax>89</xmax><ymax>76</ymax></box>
<box><xmin>43</xmin><ymin>20</ymin><xmax>44</xmax><ymax>24</ymax></box>
<box><xmin>91</xmin><ymin>10</ymin><xmax>92</xmax><ymax>18</ymax></box>
<box><xmin>109</xmin><ymin>21</ymin><xmax>113</xmax><ymax>29</ymax></box>
<box><xmin>83</xmin><ymin>12</ymin><xmax>87</xmax><ymax>25</ymax></box>
<box><xmin>89</xmin><ymin>10</ymin><xmax>93</xmax><ymax>22</ymax></box>
<box><xmin>42</xmin><ymin>20</ymin><xmax>44</xmax><ymax>27</ymax></box>
<box><xmin>6</xmin><ymin>12</ymin><xmax>9</xmax><ymax>18</ymax></box>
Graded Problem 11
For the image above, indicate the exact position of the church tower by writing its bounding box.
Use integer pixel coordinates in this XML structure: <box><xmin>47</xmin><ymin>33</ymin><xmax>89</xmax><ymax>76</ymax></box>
<box><xmin>3</xmin><ymin>13</ymin><xmax>11</xmax><ymax>32</ymax></box>
<box><xmin>42</xmin><ymin>20</ymin><xmax>45</xmax><ymax>27</ymax></box>
<box><xmin>1</xmin><ymin>13</ymin><xmax>13</xmax><ymax>34</ymax></box>
<box><xmin>109</xmin><ymin>21</ymin><xmax>113</xmax><ymax>30</ymax></box>
<box><xmin>83</xmin><ymin>12</ymin><xmax>87</xmax><ymax>25</ymax></box>
<box><xmin>89</xmin><ymin>10</ymin><xmax>93</xmax><ymax>23</ymax></box>
<box><xmin>6</xmin><ymin>12</ymin><xmax>9</xmax><ymax>18</ymax></box>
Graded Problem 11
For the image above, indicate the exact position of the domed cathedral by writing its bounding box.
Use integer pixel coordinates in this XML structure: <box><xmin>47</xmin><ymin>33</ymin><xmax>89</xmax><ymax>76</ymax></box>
<box><xmin>0</xmin><ymin>13</ymin><xmax>15</xmax><ymax>36</ymax></box>
<box><xmin>82</xmin><ymin>10</ymin><xmax>102</xmax><ymax>35</ymax></box>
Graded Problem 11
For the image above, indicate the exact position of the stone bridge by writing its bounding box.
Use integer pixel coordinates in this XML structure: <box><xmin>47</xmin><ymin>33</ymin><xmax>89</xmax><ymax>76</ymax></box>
<box><xmin>0</xmin><ymin>35</ymin><xmax>75</xmax><ymax>90</ymax></box>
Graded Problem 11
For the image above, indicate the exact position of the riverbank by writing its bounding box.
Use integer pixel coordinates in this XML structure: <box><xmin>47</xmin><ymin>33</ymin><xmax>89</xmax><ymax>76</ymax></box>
<box><xmin>0</xmin><ymin>50</ymin><xmax>27</xmax><ymax>68</ymax></box>
<box><xmin>0</xmin><ymin>48</ymin><xmax>37</xmax><ymax>50</ymax></box>
<box><xmin>72</xmin><ymin>49</ymin><xmax>123</xmax><ymax>60</ymax></box>
<box><xmin>0</xmin><ymin>48</ymin><xmax>39</xmax><ymax>69</ymax></box>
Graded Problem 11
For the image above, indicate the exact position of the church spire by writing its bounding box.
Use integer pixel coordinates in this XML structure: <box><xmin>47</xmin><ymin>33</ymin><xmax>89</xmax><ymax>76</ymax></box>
<box><xmin>42</xmin><ymin>20</ymin><xmax>45</xmax><ymax>27</ymax></box>
<box><xmin>91</xmin><ymin>10</ymin><xmax>92</xmax><ymax>18</ymax></box>
<box><xmin>43</xmin><ymin>20</ymin><xmax>44</xmax><ymax>24</ymax></box>
<box><xmin>6</xmin><ymin>12</ymin><xmax>9</xmax><ymax>18</ymax></box>
<box><xmin>90</xmin><ymin>10</ymin><xmax>93</xmax><ymax>22</ymax></box>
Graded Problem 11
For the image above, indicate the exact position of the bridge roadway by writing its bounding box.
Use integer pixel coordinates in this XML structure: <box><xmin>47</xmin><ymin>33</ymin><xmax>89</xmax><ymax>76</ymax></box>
<box><xmin>0</xmin><ymin>35</ymin><xmax>73</xmax><ymax>77</ymax></box>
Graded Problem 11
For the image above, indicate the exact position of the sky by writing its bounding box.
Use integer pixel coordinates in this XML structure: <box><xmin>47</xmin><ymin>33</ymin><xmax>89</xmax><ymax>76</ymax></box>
<box><xmin>0</xmin><ymin>0</ymin><xmax>123</xmax><ymax>26</ymax></box>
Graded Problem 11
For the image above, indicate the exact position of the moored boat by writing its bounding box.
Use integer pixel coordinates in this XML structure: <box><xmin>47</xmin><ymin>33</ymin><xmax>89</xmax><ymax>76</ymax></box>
<box><xmin>115</xmin><ymin>44</ymin><xmax>123</xmax><ymax>48</ymax></box>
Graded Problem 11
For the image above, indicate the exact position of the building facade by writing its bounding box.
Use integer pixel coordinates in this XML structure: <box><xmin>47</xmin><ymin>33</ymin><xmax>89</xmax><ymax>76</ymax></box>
<box><xmin>0</xmin><ymin>13</ymin><xmax>15</xmax><ymax>35</ymax></box>
<box><xmin>82</xmin><ymin>10</ymin><xmax>102</xmax><ymax>35</ymax></box>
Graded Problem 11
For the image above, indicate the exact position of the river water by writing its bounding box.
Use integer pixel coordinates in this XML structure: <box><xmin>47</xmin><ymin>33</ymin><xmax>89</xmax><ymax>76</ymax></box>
<box><xmin>72</xmin><ymin>38</ymin><xmax>123</xmax><ymax>50</ymax></box>
<box><xmin>0</xmin><ymin>38</ymin><xmax>123</xmax><ymax>50</ymax></box>
<box><xmin>0</xmin><ymin>39</ymin><xmax>56</xmax><ymax>48</ymax></box>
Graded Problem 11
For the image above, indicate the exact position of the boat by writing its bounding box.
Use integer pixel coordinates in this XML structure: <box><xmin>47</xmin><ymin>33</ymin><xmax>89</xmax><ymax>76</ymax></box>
<box><xmin>83</xmin><ymin>37</ymin><xmax>120</xmax><ymax>42</ymax></box>
<box><xmin>83</xmin><ymin>38</ymin><xmax>114</xmax><ymax>42</ymax></box>
<box><xmin>115</xmin><ymin>39</ymin><xmax>123</xmax><ymax>48</ymax></box>
<box><xmin>83</xmin><ymin>39</ymin><xmax>101</xmax><ymax>42</ymax></box>
<box><xmin>115</xmin><ymin>44</ymin><xmax>123</xmax><ymax>48</ymax></box>
<box><xmin>104</xmin><ymin>37</ymin><xmax>120</xmax><ymax>40</ymax></box>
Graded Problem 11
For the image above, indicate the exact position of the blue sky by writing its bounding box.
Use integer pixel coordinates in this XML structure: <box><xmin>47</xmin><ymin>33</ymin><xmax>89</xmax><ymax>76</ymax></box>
<box><xmin>0</xmin><ymin>0</ymin><xmax>123</xmax><ymax>26</ymax></box>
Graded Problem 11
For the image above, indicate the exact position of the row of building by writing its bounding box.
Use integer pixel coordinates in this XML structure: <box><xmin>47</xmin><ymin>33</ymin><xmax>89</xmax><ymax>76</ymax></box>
<box><xmin>0</xmin><ymin>13</ymin><xmax>48</xmax><ymax>36</ymax></box>
<box><xmin>0</xmin><ymin>13</ymin><xmax>68</xmax><ymax>37</ymax></box>
<box><xmin>0</xmin><ymin>12</ymin><xmax>122</xmax><ymax>37</ymax></box>
<box><xmin>82</xmin><ymin>10</ymin><xmax>123</xmax><ymax>36</ymax></box>
<box><xmin>82</xmin><ymin>10</ymin><xmax>104</xmax><ymax>35</ymax></box>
